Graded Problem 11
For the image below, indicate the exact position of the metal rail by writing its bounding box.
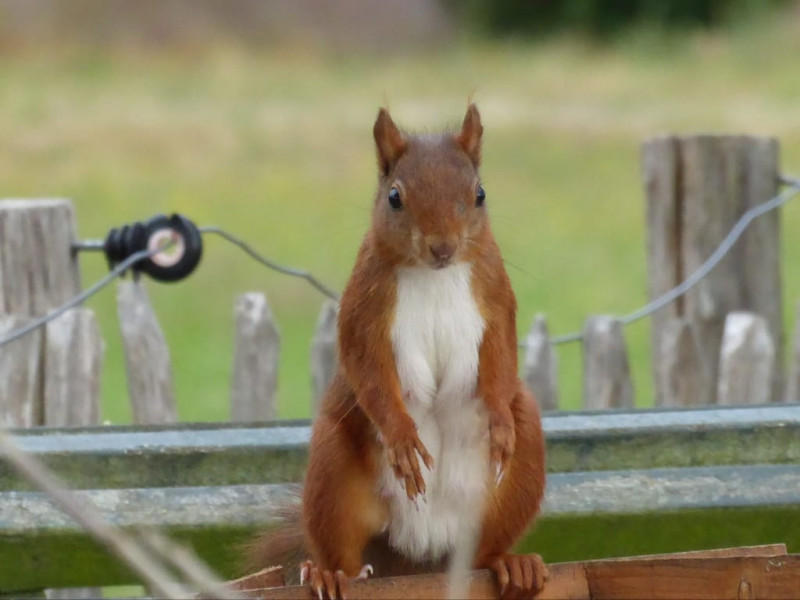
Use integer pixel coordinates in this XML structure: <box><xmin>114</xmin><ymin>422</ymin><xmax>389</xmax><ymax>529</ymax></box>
<box><xmin>2</xmin><ymin>464</ymin><xmax>799</xmax><ymax>590</ymax></box>
<box><xmin>3</xmin><ymin>404</ymin><xmax>799</xmax><ymax>491</ymax></box>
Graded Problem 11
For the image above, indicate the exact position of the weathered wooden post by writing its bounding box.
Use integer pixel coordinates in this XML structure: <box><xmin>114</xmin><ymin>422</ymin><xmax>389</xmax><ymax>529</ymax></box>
<box><xmin>582</xmin><ymin>316</ymin><xmax>633</xmax><ymax>410</ymax></box>
<box><xmin>785</xmin><ymin>302</ymin><xmax>800</xmax><ymax>403</ymax></box>
<box><xmin>522</xmin><ymin>314</ymin><xmax>559</xmax><ymax>411</ymax></box>
<box><xmin>643</xmin><ymin>136</ymin><xmax>782</xmax><ymax>406</ymax></box>
<box><xmin>0</xmin><ymin>199</ymin><xmax>102</xmax><ymax>599</ymax></box>
<box><xmin>717</xmin><ymin>312</ymin><xmax>775</xmax><ymax>406</ymax></box>
<box><xmin>117</xmin><ymin>280</ymin><xmax>177</xmax><ymax>424</ymax></box>
<box><xmin>310</xmin><ymin>300</ymin><xmax>338</xmax><ymax>415</ymax></box>
<box><xmin>44</xmin><ymin>309</ymin><xmax>104</xmax><ymax>426</ymax></box>
<box><xmin>0</xmin><ymin>316</ymin><xmax>43</xmax><ymax>428</ymax></box>
<box><xmin>655</xmin><ymin>317</ymin><xmax>712</xmax><ymax>407</ymax></box>
<box><xmin>786</xmin><ymin>303</ymin><xmax>800</xmax><ymax>403</ymax></box>
<box><xmin>0</xmin><ymin>200</ymin><xmax>105</xmax><ymax>426</ymax></box>
<box><xmin>230</xmin><ymin>292</ymin><xmax>280</xmax><ymax>422</ymax></box>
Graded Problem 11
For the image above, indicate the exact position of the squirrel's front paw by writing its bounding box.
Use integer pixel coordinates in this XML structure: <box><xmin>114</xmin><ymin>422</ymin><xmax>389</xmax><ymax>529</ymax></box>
<box><xmin>486</xmin><ymin>553</ymin><xmax>548</xmax><ymax>599</ymax></box>
<box><xmin>489</xmin><ymin>414</ymin><xmax>515</xmax><ymax>483</ymax></box>
<box><xmin>384</xmin><ymin>420</ymin><xmax>434</xmax><ymax>500</ymax></box>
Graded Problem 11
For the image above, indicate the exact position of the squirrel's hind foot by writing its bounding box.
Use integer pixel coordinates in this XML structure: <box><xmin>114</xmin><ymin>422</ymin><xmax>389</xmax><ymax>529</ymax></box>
<box><xmin>299</xmin><ymin>560</ymin><xmax>373</xmax><ymax>600</ymax></box>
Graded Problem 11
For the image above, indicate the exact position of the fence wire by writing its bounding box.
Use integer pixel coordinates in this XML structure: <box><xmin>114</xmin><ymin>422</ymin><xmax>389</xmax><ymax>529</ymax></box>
<box><xmin>548</xmin><ymin>176</ymin><xmax>800</xmax><ymax>345</ymax></box>
<box><xmin>0</xmin><ymin>176</ymin><xmax>799</xmax><ymax>352</ymax></box>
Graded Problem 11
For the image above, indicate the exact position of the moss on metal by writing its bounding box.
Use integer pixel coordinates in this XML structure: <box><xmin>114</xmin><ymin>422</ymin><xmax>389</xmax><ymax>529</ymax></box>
<box><xmin>519</xmin><ymin>505</ymin><xmax>800</xmax><ymax>562</ymax></box>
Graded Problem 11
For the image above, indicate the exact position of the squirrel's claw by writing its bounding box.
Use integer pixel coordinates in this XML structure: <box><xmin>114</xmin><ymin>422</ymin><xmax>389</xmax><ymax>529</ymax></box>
<box><xmin>299</xmin><ymin>560</ymin><xmax>372</xmax><ymax>600</ymax></box>
<box><xmin>357</xmin><ymin>564</ymin><xmax>374</xmax><ymax>579</ymax></box>
<box><xmin>489</xmin><ymin>420</ymin><xmax>515</xmax><ymax>486</ymax></box>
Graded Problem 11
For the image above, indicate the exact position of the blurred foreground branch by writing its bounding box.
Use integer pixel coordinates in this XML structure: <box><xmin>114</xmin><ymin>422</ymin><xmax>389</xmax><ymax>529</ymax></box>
<box><xmin>0</xmin><ymin>429</ymin><xmax>243</xmax><ymax>599</ymax></box>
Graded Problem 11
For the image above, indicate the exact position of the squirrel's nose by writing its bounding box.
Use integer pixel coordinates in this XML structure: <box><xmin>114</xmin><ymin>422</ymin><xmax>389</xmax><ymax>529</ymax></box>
<box><xmin>429</xmin><ymin>242</ymin><xmax>456</xmax><ymax>262</ymax></box>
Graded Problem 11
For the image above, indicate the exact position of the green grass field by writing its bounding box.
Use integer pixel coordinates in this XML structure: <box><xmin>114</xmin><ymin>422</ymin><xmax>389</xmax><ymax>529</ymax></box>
<box><xmin>2</xmin><ymin>15</ymin><xmax>800</xmax><ymax>423</ymax></box>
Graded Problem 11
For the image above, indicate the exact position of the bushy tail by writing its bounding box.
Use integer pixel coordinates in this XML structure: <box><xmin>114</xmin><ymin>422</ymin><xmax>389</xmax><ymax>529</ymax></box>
<box><xmin>240</xmin><ymin>485</ymin><xmax>307</xmax><ymax>584</ymax></box>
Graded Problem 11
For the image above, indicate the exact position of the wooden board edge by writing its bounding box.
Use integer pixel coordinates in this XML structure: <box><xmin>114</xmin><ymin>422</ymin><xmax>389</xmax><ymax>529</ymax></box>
<box><xmin>230</xmin><ymin>545</ymin><xmax>793</xmax><ymax>599</ymax></box>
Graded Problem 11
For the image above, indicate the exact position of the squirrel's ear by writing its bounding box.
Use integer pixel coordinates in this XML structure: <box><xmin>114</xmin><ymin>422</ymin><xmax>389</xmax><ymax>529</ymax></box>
<box><xmin>374</xmin><ymin>108</ymin><xmax>407</xmax><ymax>176</ymax></box>
<box><xmin>457</xmin><ymin>103</ymin><xmax>483</xmax><ymax>167</ymax></box>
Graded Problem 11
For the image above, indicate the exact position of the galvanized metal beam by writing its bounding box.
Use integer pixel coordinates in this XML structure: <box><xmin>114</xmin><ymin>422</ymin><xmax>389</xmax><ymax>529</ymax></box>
<box><xmin>1</xmin><ymin>464</ymin><xmax>798</xmax><ymax>590</ymax></box>
<box><xmin>2</xmin><ymin>404</ymin><xmax>799</xmax><ymax>491</ymax></box>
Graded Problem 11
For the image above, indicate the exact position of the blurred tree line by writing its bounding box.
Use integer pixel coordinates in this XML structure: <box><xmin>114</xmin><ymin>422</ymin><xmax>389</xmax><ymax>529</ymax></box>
<box><xmin>452</xmin><ymin>0</ymin><xmax>791</xmax><ymax>37</ymax></box>
<box><xmin>0</xmin><ymin>0</ymin><xmax>793</xmax><ymax>52</ymax></box>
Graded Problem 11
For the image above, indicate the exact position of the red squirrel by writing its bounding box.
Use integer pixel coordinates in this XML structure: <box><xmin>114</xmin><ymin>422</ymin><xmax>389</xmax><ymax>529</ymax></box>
<box><xmin>252</xmin><ymin>104</ymin><xmax>546</xmax><ymax>599</ymax></box>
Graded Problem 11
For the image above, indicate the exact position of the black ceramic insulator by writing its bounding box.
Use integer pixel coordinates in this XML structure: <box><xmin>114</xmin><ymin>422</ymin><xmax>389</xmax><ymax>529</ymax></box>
<box><xmin>102</xmin><ymin>214</ymin><xmax>202</xmax><ymax>283</ymax></box>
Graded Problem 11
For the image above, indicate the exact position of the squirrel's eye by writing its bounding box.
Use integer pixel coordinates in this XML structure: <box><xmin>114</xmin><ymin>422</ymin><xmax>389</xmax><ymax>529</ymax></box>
<box><xmin>476</xmin><ymin>185</ymin><xmax>486</xmax><ymax>207</ymax></box>
<box><xmin>388</xmin><ymin>187</ymin><xmax>403</xmax><ymax>211</ymax></box>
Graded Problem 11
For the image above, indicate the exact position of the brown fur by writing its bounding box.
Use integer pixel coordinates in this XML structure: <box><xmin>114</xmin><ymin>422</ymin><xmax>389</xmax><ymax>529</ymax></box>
<box><xmin>249</xmin><ymin>104</ymin><xmax>546</xmax><ymax>598</ymax></box>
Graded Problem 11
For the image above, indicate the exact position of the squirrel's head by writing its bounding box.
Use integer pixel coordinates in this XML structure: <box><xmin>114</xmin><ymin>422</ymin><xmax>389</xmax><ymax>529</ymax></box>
<box><xmin>370</xmin><ymin>103</ymin><xmax>489</xmax><ymax>269</ymax></box>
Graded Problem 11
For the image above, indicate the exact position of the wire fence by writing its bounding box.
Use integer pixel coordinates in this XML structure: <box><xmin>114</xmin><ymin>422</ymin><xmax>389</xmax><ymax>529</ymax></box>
<box><xmin>0</xmin><ymin>170</ymin><xmax>797</xmax><ymax>596</ymax></box>
<box><xmin>0</xmin><ymin>174</ymin><xmax>798</xmax><ymax>352</ymax></box>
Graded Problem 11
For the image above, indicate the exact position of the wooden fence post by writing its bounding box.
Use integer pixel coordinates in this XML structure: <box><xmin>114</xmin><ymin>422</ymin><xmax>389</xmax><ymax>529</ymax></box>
<box><xmin>717</xmin><ymin>312</ymin><xmax>775</xmax><ymax>406</ymax></box>
<box><xmin>642</xmin><ymin>136</ymin><xmax>782</xmax><ymax>405</ymax></box>
<box><xmin>0</xmin><ymin>199</ymin><xmax>82</xmax><ymax>315</ymax></box>
<box><xmin>310</xmin><ymin>300</ymin><xmax>338</xmax><ymax>415</ymax></box>
<box><xmin>786</xmin><ymin>302</ymin><xmax>800</xmax><ymax>403</ymax></box>
<box><xmin>43</xmin><ymin>309</ymin><xmax>104</xmax><ymax>426</ymax></box>
<box><xmin>230</xmin><ymin>293</ymin><xmax>279</xmax><ymax>422</ymax></box>
<box><xmin>655</xmin><ymin>317</ymin><xmax>712</xmax><ymax>407</ymax></box>
<box><xmin>0</xmin><ymin>316</ymin><xmax>43</xmax><ymax>428</ymax></box>
<box><xmin>582</xmin><ymin>316</ymin><xmax>633</xmax><ymax>410</ymax></box>
<box><xmin>0</xmin><ymin>199</ymin><xmax>102</xmax><ymax>599</ymax></box>
<box><xmin>522</xmin><ymin>314</ymin><xmax>559</xmax><ymax>411</ymax></box>
<box><xmin>0</xmin><ymin>200</ymin><xmax>84</xmax><ymax>427</ymax></box>
<box><xmin>117</xmin><ymin>279</ymin><xmax>177</xmax><ymax>424</ymax></box>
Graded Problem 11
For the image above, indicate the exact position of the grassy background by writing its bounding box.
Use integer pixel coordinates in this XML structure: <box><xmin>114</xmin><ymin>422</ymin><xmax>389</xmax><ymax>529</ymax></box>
<box><xmin>2</xmin><ymin>12</ymin><xmax>800</xmax><ymax>424</ymax></box>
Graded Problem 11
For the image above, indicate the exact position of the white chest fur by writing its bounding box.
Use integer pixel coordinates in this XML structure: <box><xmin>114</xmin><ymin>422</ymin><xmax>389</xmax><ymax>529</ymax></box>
<box><xmin>381</xmin><ymin>263</ymin><xmax>491</xmax><ymax>562</ymax></box>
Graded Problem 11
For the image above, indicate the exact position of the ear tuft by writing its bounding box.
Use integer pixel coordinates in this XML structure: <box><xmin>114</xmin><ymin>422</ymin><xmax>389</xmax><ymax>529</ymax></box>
<box><xmin>457</xmin><ymin>103</ymin><xmax>483</xmax><ymax>167</ymax></box>
<box><xmin>373</xmin><ymin>108</ymin><xmax>407</xmax><ymax>176</ymax></box>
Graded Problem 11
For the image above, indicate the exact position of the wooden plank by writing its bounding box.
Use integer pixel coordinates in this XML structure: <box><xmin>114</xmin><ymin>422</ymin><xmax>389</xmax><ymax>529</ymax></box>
<box><xmin>522</xmin><ymin>314</ymin><xmax>559</xmax><ymax>411</ymax></box>
<box><xmin>233</xmin><ymin>567</ymin><xmax>587</xmax><ymax>600</ymax></box>
<box><xmin>230</xmin><ymin>293</ymin><xmax>280</xmax><ymax>422</ymax></box>
<box><xmin>309</xmin><ymin>300</ymin><xmax>338</xmax><ymax>414</ymax></box>
<box><xmin>784</xmin><ymin>301</ymin><xmax>800</xmax><ymax>402</ymax></box>
<box><xmin>717</xmin><ymin>312</ymin><xmax>775</xmax><ymax>405</ymax></box>
<box><xmin>2</xmin><ymin>466</ymin><xmax>799</xmax><ymax>589</ymax></box>
<box><xmin>604</xmin><ymin>543</ymin><xmax>786</xmax><ymax>561</ymax></box>
<box><xmin>228</xmin><ymin>566</ymin><xmax>285</xmax><ymax>594</ymax></box>
<box><xmin>246</xmin><ymin>570</ymin><xmax>503</xmax><ymax>600</ymax></box>
<box><xmin>641</xmin><ymin>136</ymin><xmax>682</xmax><ymax>407</ymax></box>
<box><xmin>0</xmin><ymin>316</ymin><xmax>43</xmax><ymax>427</ymax></box>
<box><xmin>116</xmin><ymin>279</ymin><xmax>177</xmax><ymax>424</ymax></box>
<box><xmin>240</xmin><ymin>549</ymin><xmax>794</xmax><ymax>600</ymax></box>
<box><xmin>739</xmin><ymin>137</ymin><xmax>782</xmax><ymax>400</ymax></box>
<box><xmin>655</xmin><ymin>318</ymin><xmax>711</xmax><ymax>407</ymax></box>
<box><xmin>582</xmin><ymin>316</ymin><xmax>633</xmax><ymax>409</ymax></box>
<box><xmin>4</xmin><ymin>404</ymin><xmax>800</xmax><ymax>491</ymax></box>
<box><xmin>43</xmin><ymin>309</ymin><xmax>104</xmax><ymax>427</ymax></box>
<box><xmin>586</xmin><ymin>555</ymin><xmax>800</xmax><ymax>600</ymax></box>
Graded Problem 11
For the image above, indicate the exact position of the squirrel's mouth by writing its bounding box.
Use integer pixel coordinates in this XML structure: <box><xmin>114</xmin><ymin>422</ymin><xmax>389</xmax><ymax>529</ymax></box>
<box><xmin>429</xmin><ymin>257</ymin><xmax>454</xmax><ymax>270</ymax></box>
